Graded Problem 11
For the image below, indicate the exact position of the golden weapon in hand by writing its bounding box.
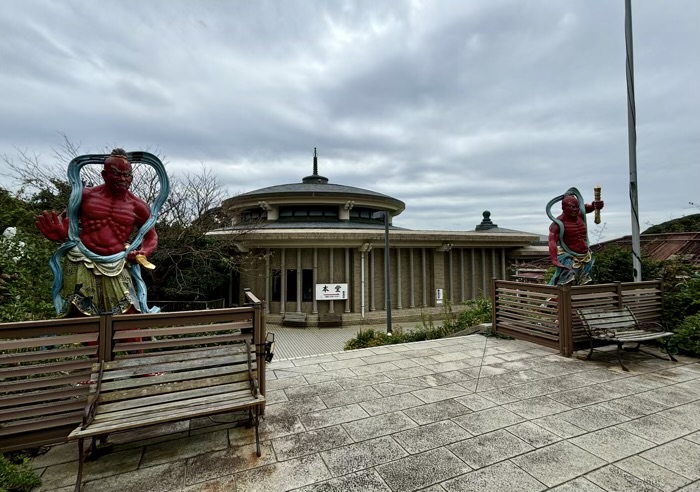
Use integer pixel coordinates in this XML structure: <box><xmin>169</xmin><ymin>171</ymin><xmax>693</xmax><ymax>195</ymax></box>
<box><xmin>594</xmin><ymin>185</ymin><xmax>602</xmax><ymax>224</ymax></box>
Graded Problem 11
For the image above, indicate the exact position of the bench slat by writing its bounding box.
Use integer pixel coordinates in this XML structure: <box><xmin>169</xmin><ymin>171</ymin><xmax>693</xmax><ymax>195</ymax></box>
<box><xmin>93</xmin><ymin>391</ymin><xmax>256</xmax><ymax>424</ymax></box>
<box><xmin>69</xmin><ymin>396</ymin><xmax>263</xmax><ymax>438</ymax></box>
<box><xmin>97</xmin><ymin>352</ymin><xmax>250</xmax><ymax>381</ymax></box>
<box><xmin>98</xmin><ymin>382</ymin><xmax>250</xmax><ymax>414</ymax></box>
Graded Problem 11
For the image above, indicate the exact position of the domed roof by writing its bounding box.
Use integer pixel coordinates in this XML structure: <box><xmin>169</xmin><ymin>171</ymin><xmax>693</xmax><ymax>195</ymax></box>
<box><xmin>229</xmin><ymin>148</ymin><xmax>405</xmax><ymax>213</ymax></box>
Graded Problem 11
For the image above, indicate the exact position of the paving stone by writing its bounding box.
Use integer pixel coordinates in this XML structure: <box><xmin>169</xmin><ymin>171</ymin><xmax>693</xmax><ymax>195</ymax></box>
<box><xmin>37</xmin><ymin>448</ymin><xmax>143</xmax><ymax>491</ymax></box>
<box><xmin>657</xmin><ymin>402</ymin><xmax>700</xmax><ymax>431</ymax></box>
<box><xmin>373</xmin><ymin>381</ymin><xmax>428</xmax><ymax>396</ymax></box>
<box><xmin>394</xmin><ymin>420</ymin><xmax>473</xmax><ymax>453</ymax></box>
<box><xmin>652</xmin><ymin>367</ymin><xmax>700</xmax><ymax>383</ymax></box>
<box><xmin>300</xmin><ymin>403</ymin><xmax>369</xmax><ymax>430</ymax></box>
<box><xmin>351</xmin><ymin>361</ymin><xmax>404</xmax><ymax>376</ymax></box>
<box><xmin>272</xmin><ymin>425</ymin><xmax>353</xmax><ymax>460</ymax></box>
<box><xmin>293</xmin><ymin>355</ymin><xmax>340</xmax><ymax>367</ymax></box>
<box><xmin>258</xmin><ymin>414</ymin><xmax>305</xmax><ymax>440</ymax></box>
<box><xmin>360</xmin><ymin>352</ymin><xmax>410</xmax><ymax>364</ymax></box>
<box><xmin>384</xmin><ymin>365</ymin><xmax>438</xmax><ymax>380</ymax></box>
<box><xmin>548</xmin><ymin>477</ymin><xmax>606</xmax><ymax>491</ymax></box>
<box><xmin>335</xmin><ymin>373</ymin><xmax>392</xmax><ymax>389</ymax></box>
<box><xmin>511</xmin><ymin>441</ymin><xmax>606</xmax><ymax>487</ymax></box>
<box><xmin>359</xmin><ymin>392</ymin><xmax>425</xmax><ymax>416</ymax></box>
<box><xmin>618</xmin><ymin>413</ymin><xmax>697</xmax><ymax>444</ymax></box>
<box><xmin>533</xmin><ymin>415</ymin><xmax>587</xmax><ymax>438</ymax></box>
<box><xmin>235</xmin><ymin>453</ymin><xmax>332</xmax><ymax>491</ymax></box>
<box><xmin>478</xmin><ymin>388</ymin><xmax>520</xmax><ymax>404</ymax></box>
<box><xmin>319</xmin><ymin>358</ymin><xmax>369</xmax><ymax>371</ymax></box>
<box><xmin>81</xmin><ymin>461</ymin><xmax>185</xmax><ymax>492</ymax></box>
<box><xmin>409</xmin><ymin>370</ymin><xmax>472</xmax><ymax>387</ymax></box>
<box><xmin>303</xmin><ymin>368</ymin><xmax>364</xmax><ymax>384</ymax></box>
<box><xmin>615</xmin><ymin>455</ymin><xmax>691</xmax><ymax>492</ymax></box>
<box><xmin>376</xmin><ymin>447</ymin><xmax>471</xmax><ymax>492</ymax></box>
<box><xmin>570</xmin><ymin>426</ymin><xmax>655</xmax><ymax>462</ymax></box>
<box><xmin>265</xmin><ymin>374</ymin><xmax>309</xmax><ymax>390</ymax></box>
<box><xmin>265</xmin><ymin>389</ymin><xmax>289</xmax><ymax>404</ymax></box>
<box><xmin>586</xmin><ymin>465</ymin><xmax>664</xmax><ymax>492</ymax></box>
<box><xmin>641</xmin><ymin>439</ymin><xmax>700</xmax><ymax>480</ymax></box>
<box><xmin>424</xmin><ymin>359</ymin><xmax>482</xmax><ymax>372</ymax></box>
<box><xmin>141</xmin><ymin>430</ymin><xmax>228</xmax><ymax>467</ymax></box>
<box><xmin>557</xmin><ymin>404</ymin><xmax>631</xmax><ymax>431</ymax></box>
<box><xmin>600</xmin><ymin>393</ymin><xmax>674</xmax><ymax>418</ymax></box>
<box><xmin>30</xmin><ymin>442</ymin><xmax>79</xmax><ymax>469</ymax></box>
<box><xmin>411</xmin><ymin>382</ymin><xmax>474</xmax><ymax>403</ymax></box>
<box><xmin>181</xmin><ymin>475</ymin><xmax>237</xmax><ymax>492</ymax></box>
<box><xmin>320</xmin><ymin>435</ymin><xmax>408</xmax><ymax>476</ymax></box>
<box><xmin>185</xmin><ymin>441</ymin><xmax>276</xmax><ymax>485</ymax></box>
<box><xmin>452</xmin><ymin>406</ymin><xmax>524</xmax><ymax>435</ymax></box>
<box><xmin>448</xmin><ymin>429</ymin><xmax>534</xmax><ymax>469</ymax></box>
<box><xmin>442</xmin><ymin>460</ymin><xmax>546</xmax><ymax>492</ymax></box>
<box><xmin>503</xmin><ymin>395</ymin><xmax>571</xmax><ymax>419</ymax></box>
<box><xmin>265</xmin><ymin>395</ymin><xmax>327</xmax><ymax>418</ymax></box>
<box><xmin>643</xmin><ymin>385</ymin><xmax>700</xmax><ymax>407</ymax></box>
<box><xmin>294</xmin><ymin>469</ymin><xmax>392</xmax><ymax>491</ymax></box>
<box><xmin>284</xmin><ymin>381</ymin><xmax>345</xmax><ymax>399</ymax></box>
<box><xmin>454</xmin><ymin>393</ymin><xmax>498</xmax><ymax>411</ymax></box>
<box><xmin>548</xmin><ymin>387</ymin><xmax>615</xmax><ymax>407</ymax></box>
<box><xmin>319</xmin><ymin>384</ymin><xmax>383</xmax><ymax>408</ymax></box>
<box><xmin>342</xmin><ymin>410</ymin><xmax>418</xmax><ymax>441</ymax></box>
<box><xmin>506</xmin><ymin>421</ymin><xmax>562</xmax><ymax>448</ymax></box>
<box><xmin>679</xmin><ymin>482</ymin><xmax>700</xmax><ymax>492</ymax></box>
<box><xmin>686</xmin><ymin>430</ymin><xmax>700</xmax><ymax>444</ymax></box>
<box><xmin>402</xmin><ymin>399</ymin><xmax>472</xmax><ymax>425</ymax></box>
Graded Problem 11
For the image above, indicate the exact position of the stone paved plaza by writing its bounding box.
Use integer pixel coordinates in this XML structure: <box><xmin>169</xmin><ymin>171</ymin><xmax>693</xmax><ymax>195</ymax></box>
<box><xmin>30</xmin><ymin>334</ymin><xmax>700</xmax><ymax>491</ymax></box>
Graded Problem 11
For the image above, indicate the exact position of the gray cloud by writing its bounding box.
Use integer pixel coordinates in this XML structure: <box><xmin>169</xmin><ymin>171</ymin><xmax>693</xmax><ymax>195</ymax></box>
<box><xmin>1</xmin><ymin>0</ymin><xmax>697</xmax><ymax>241</ymax></box>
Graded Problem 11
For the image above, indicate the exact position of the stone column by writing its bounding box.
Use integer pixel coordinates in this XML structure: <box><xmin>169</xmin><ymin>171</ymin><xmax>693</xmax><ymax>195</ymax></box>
<box><xmin>312</xmin><ymin>248</ymin><xmax>318</xmax><ymax>314</ymax></box>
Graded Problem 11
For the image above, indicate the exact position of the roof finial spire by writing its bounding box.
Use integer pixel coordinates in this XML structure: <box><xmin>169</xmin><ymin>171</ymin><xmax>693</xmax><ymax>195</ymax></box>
<box><xmin>302</xmin><ymin>147</ymin><xmax>329</xmax><ymax>184</ymax></box>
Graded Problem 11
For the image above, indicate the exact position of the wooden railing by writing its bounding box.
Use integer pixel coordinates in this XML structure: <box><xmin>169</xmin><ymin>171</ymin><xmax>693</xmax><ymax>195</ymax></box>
<box><xmin>0</xmin><ymin>292</ymin><xmax>266</xmax><ymax>452</ymax></box>
<box><xmin>491</xmin><ymin>280</ymin><xmax>662</xmax><ymax>356</ymax></box>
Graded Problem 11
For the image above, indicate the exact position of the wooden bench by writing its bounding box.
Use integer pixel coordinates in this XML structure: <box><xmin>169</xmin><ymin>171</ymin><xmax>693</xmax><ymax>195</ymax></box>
<box><xmin>318</xmin><ymin>313</ymin><xmax>343</xmax><ymax>328</ymax></box>
<box><xmin>282</xmin><ymin>312</ymin><xmax>307</xmax><ymax>327</ymax></box>
<box><xmin>67</xmin><ymin>341</ymin><xmax>264</xmax><ymax>491</ymax></box>
<box><xmin>576</xmin><ymin>306</ymin><xmax>677</xmax><ymax>371</ymax></box>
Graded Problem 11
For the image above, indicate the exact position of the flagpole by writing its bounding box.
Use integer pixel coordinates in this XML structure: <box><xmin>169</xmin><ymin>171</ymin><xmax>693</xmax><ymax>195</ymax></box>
<box><xmin>625</xmin><ymin>0</ymin><xmax>642</xmax><ymax>282</ymax></box>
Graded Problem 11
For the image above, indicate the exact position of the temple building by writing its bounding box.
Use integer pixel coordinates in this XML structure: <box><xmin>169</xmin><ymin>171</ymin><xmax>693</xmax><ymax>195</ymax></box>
<box><xmin>211</xmin><ymin>150</ymin><xmax>538</xmax><ymax>325</ymax></box>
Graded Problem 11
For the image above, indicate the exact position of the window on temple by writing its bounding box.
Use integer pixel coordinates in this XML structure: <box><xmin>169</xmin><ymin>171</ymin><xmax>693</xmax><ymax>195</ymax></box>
<box><xmin>278</xmin><ymin>206</ymin><xmax>339</xmax><ymax>220</ymax></box>
<box><xmin>302</xmin><ymin>269</ymin><xmax>313</xmax><ymax>301</ymax></box>
<box><xmin>271</xmin><ymin>269</ymin><xmax>281</xmax><ymax>302</ymax></box>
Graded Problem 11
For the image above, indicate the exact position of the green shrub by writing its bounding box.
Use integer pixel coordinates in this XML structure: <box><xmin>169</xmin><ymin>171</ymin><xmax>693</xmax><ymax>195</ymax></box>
<box><xmin>0</xmin><ymin>453</ymin><xmax>41</xmax><ymax>492</ymax></box>
<box><xmin>344</xmin><ymin>296</ymin><xmax>492</xmax><ymax>350</ymax></box>
<box><xmin>669</xmin><ymin>313</ymin><xmax>700</xmax><ymax>357</ymax></box>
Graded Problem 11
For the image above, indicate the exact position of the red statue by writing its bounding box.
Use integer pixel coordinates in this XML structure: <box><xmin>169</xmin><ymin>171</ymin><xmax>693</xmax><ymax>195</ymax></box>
<box><xmin>547</xmin><ymin>187</ymin><xmax>604</xmax><ymax>285</ymax></box>
<box><xmin>36</xmin><ymin>149</ymin><xmax>159</xmax><ymax>316</ymax></box>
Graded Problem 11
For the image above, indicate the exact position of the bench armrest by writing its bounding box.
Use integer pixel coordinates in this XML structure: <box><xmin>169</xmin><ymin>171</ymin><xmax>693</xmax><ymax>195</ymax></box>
<box><xmin>245</xmin><ymin>340</ymin><xmax>258</xmax><ymax>397</ymax></box>
<box><xmin>82</xmin><ymin>361</ymin><xmax>105</xmax><ymax>429</ymax></box>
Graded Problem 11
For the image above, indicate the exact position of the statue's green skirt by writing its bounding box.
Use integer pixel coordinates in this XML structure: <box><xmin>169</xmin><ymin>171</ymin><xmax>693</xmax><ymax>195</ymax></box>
<box><xmin>59</xmin><ymin>258</ymin><xmax>138</xmax><ymax>316</ymax></box>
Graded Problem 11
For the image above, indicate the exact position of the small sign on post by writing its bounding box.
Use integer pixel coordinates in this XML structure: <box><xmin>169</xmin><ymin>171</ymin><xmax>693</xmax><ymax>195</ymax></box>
<box><xmin>436</xmin><ymin>288</ymin><xmax>444</xmax><ymax>305</ymax></box>
<box><xmin>315</xmin><ymin>283</ymin><xmax>348</xmax><ymax>301</ymax></box>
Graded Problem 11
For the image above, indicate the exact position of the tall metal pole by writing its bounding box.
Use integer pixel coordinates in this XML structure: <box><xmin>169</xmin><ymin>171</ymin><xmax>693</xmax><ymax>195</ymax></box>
<box><xmin>625</xmin><ymin>0</ymin><xmax>642</xmax><ymax>282</ymax></box>
<box><xmin>384</xmin><ymin>213</ymin><xmax>392</xmax><ymax>335</ymax></box>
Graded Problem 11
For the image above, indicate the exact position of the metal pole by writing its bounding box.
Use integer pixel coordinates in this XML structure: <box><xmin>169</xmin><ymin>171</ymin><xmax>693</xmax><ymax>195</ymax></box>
<box><xmin>625</xmin><ymin>0</ymin><xmax>642</xmax><ymax>282</ymax></box>
<box><xmin>384</xmin><ymin>213</ymin><xmax>392</xmax><ymax>335</ymax></box>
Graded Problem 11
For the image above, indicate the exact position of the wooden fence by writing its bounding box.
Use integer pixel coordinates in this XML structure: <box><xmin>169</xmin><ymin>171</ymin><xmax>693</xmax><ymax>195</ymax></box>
<box><xmin>0</xmin><ymin>292</ymin><xmax>266</xmax><ymax>453</ymax></box>
<box><xmin>491</xmin><ymin>280</ymin><xmax>663</xmax><ymax>356</ymax></box>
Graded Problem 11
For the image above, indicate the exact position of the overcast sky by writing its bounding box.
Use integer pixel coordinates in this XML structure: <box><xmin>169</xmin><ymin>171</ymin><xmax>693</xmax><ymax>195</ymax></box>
<box><xmin>1</xmin><ymin>1</ymin><xmax>698</xmax><ymax>241</ymax></box>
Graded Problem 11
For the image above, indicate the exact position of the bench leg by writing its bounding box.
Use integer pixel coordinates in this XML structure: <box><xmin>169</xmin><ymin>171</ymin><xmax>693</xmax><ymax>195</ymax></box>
<box><xmin>255</xmin><ymin>405</ymin><xmax>261</xmax><ymax>457</ymax></box>
<box><xmin>616</xmin><ymin>343</ymin><xmax>629</xmax><ymax>372</ymax></box>
<box><xmin>664</xmin><ymin>338</ymin><xmax>678</xmax><ymax>363</ymax></box>
<box><xmin>587</xmin><ymin>337</ymin><xmax>594</xmax><ymax>360</ymax></box>
<box><xmin>75</xmin><ymin>438</ymin><xmax>85</xmax><ymax>492</ymax></box>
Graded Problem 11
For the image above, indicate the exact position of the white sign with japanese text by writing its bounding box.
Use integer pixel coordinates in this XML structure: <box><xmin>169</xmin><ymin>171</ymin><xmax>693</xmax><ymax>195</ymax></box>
<box><xmin>315</xmin><ymin>283</ymin><xmax>348</xmax><ymax>300</ymax></box>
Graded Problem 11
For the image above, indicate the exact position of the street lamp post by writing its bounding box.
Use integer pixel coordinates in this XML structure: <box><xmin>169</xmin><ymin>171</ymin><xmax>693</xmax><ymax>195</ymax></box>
<box><xmin>372</xmin><ymin>211</ymin><xmax>392</xmax><ymax>336</ymax></box>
